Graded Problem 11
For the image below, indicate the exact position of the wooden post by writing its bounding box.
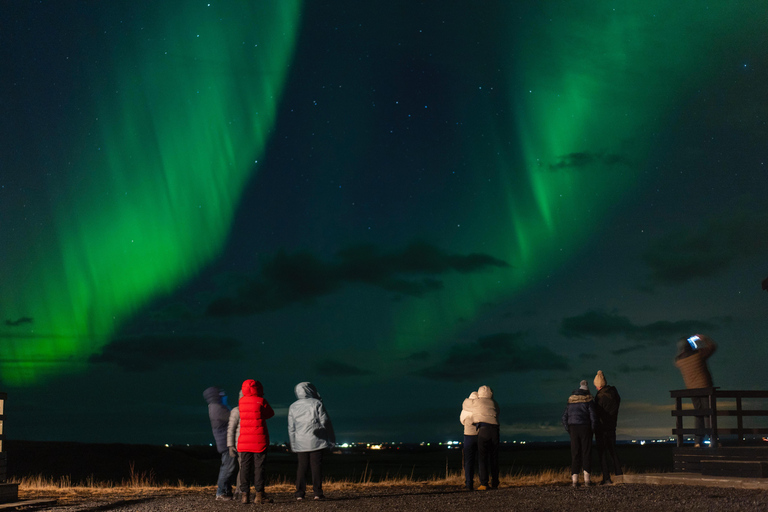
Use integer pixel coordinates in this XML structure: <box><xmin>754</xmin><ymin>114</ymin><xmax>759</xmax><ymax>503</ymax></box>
<box><xmin>675</xmin><ymin>396</ymin><xmax>683</xmax><ymax>447</ymax></box>
<box><xmin>709</xmin><ymin>388</ymin><xmax>718</xmax><ymax>448</ymax></box>
<box><xmin>736</xmin><ymin>396</ymin><xmax>744</xmax><ymax>443</ymax></box>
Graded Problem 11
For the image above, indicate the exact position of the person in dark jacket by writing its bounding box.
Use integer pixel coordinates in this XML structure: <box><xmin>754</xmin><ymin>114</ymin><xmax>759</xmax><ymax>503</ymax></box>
<box><xmin>288</xmin><ymin>382</ymin><xmax>335</xmax><ymax>501</ymax></box>
<box><xmin>593</xmin><ymin>370</ymin><xmax>622</xmax><ymax>484</ymax></box>
<box><xmin>562</xmin><ymin>380</ymin><xmax>597</xmax><ymax>487</ymax></box>
<box><xmin>675</xmin><ymin>334</ymin><xmax>717</xmax><ymax>447</ymax></box>
<box><xmin>203</xmin><ymin>386</ymin><xmax>237</xmax><ymax>500</ymax></box>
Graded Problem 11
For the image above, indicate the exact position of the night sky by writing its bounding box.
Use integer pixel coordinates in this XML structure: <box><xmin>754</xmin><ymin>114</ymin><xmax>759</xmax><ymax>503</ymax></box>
<box><xmin>2</xmin><ymin>1</ymin><xmax>768</xmax><ymax>445</ymax></box>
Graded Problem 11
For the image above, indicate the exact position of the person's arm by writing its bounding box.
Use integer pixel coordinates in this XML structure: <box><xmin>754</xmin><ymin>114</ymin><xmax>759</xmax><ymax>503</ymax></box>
<box><xmin>697</xmin><ymin>334</ymin><xmax>717</xmax><ymax>359</ymax></box>
<box><xmin>589</xmin><ymin>402</ymin><xmax>598</xmax><ymax>431</ymax></box>
<box><xmin>562</xmin><ymin>407</ymin><xmax>570</xmax><ymax>432</ymax></box>
<box><xmin>227</xmin><ymin>408</ymin><xmax>239</xmax><ymax>447</ymax></box>
<box><xmin>287</xmin><ymin>406</ymin><xmax>297</xmax><ymax>450</ymax></box>
<box><xmin>319</xmin><ymin>405</ymin><xmax>335</xmax><ymax>445</ymax></box>
<box><xmin>262</xmin><ymin>399</ymin><xmax>275</xmax><ymax>420</ymax></box>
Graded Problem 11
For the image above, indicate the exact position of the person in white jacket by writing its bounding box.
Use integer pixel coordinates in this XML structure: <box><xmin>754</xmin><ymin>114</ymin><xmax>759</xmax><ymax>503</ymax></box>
<box><xmin>288</xmin><ymin>382</ymin><xmax>335</xmax><ymax>501</ymax></box>
<box><xmin>460</xmin><ymin>391</ymin><xmax>479</xmax><ymax>490</ymax></box>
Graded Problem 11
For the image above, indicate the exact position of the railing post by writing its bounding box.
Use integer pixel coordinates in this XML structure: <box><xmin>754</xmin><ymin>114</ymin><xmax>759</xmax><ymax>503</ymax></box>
<box><xmin>736</xmin><ymin>396</ymin><xmax>744</xmax><ymax>443</ymax></box>
<box><xmin>675</xmin><ymin>396</ymin><xmax>683</xmax><ymax>447</ymax></box>
<box><xmin>709</xmin><ymin>388</ymin><xmax>718</xmax><ymax>448</ymax></box>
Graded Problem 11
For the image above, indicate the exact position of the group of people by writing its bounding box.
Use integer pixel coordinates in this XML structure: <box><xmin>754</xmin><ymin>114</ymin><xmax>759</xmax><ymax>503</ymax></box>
<box><xmin>205</xmin><ymin>334</ymin><xmax>717</xmax><ymax>498</ymax></box>
<box><xmin>204</xmin><ymin>380</ymin><xmax>334</xmax><ymax>504</ymax></box>
<box><xmin>561</xmin><ymin>371</ymin><xmax>622</xmax><ymax>487</ymax></box>
<box><xmin>560</xmin><ymin>333</ymin><xmax>717</xmax><ymax>488</ymax></box>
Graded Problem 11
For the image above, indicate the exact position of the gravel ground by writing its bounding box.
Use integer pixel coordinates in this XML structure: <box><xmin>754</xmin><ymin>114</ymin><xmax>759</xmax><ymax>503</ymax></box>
<box><xmin>34</xmin><ymin>484</ymin><xmax>768</xmax><ymax>512</ymax></box>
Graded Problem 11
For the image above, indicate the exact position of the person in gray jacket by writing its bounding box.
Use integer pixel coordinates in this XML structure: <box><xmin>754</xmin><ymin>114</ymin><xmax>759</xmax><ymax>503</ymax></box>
<box><xmin>288</xmin><ymin>382</ymin><xmax>335</xmax><ymax>500</ymax></box>
<box><xmin>226</xmin><ymin>390</ymin><xmax>244</xmax><ymax>499</ymax></box>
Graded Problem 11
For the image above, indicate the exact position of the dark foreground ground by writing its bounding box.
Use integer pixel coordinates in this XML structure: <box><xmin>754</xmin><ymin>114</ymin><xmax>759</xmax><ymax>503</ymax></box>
<box><xmin>27</xmin><ymin>484</ymin><xmax>768</xmax><ymax>512</ymax></box>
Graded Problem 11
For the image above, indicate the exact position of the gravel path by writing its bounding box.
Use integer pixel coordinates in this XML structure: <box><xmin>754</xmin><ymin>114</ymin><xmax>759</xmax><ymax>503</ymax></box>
<box><xmin>40</xmin><ymin>484</ymin><xmax>768</xmax><ymax>512</ymax></box>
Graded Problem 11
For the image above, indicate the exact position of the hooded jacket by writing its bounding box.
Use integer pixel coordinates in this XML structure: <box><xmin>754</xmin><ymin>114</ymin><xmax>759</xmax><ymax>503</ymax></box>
<box><xmin>203</xmin><ymin>386</ymin><xmax>230</xmax><ymax>454</ymax></box>
<box><xmin>460</xmin><ymin>391</ymin><xmax>479</xmax><ymax>436</ymax></box>
<box><xmin>675</xmin><ymin>335</ymin><xmax>717</xmax><ymax>389</ymax></box>
<box><xmin>237</xmin><ymin>379</ymin><xmax>275</xmax><ymax>453</ymax></box>
<box><xmin>594</xmin><ymin>385</ymin><xmax>621</xmax><ymax>432</ymax></box>
<box><xmin>288</xmin><ymin>382</ymin><xmax>335</xmax><ymax>452</ymax></box>
<box><xmin>561</xmin><ymin>389</ymin><xmax>597</xmax><ymax>432</ymax></box>
<box><xmin>464</xmin><ymin>385</ymin><xmax>500</xmax><ymax>425</ymax></box>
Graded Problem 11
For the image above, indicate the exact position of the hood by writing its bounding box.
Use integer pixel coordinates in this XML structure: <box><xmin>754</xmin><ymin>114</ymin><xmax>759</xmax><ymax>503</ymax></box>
<box><xmin>477</xmin><ymin>385</ymin><xmax>493</xmax><ymax>399</ymax></box>
<box><xmin>568</xmin><ymin>388</ymin><xmax>593</xmax><ymax>403</ymax></box>
<box><xmin>295</xmin><ymin>381</ymin><xmax>320</xmax><ymax>400</ymax></box>
<box><xmin>241</xmin><ymin>379</ymin><xmax>263</xmax><ymax>398</ymax></box>
<box><xmin>203</xmin><ymin>386</ymin><xmax>224</xmax><ymax>405</ymax></box>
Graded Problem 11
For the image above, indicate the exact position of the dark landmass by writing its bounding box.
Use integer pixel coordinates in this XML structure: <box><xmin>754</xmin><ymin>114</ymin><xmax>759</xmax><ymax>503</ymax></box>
<box><xmin>6</xmin><ymin>440</ymin><xmax>674</xmax><ymax>485</ymax></box>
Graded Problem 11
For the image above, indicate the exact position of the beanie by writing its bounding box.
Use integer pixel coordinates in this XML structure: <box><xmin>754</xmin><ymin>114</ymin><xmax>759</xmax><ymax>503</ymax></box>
<box><xmin>579</xmin><ymin>380</ymin><xmax>589</xmax><ymax>391</ymax></box>
<box><xmin>594</xmin><ymin>370</ymin><xmax>607</xmax><ymax>389</ymax></box>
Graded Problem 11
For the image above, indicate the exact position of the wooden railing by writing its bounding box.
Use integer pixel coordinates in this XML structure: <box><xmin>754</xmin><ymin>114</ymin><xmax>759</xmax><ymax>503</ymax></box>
<box><xmin>671</xmin><ymin>387</ymin><xmax>768</xmax><ymax>448</ymax></box>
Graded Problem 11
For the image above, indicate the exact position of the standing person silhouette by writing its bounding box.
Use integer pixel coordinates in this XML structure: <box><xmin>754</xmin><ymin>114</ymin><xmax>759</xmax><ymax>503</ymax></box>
<box><xmin>288</xmin><ymin>382</ymin><xmax>335</xmax><ymax>501</ymax></box>
<box><xmin>460</xmin><ymin>391</ymin><xmax>479</xmax><ymax>491</ymax></box>
<box><xmin>593</xmin><ymin>371</ymin><xmax>622</xmax><ymax>484</ymax></box>
<box><xmin>562</xmin><ymin>380</ymin><xmax>597</xmax><ymax>487</ymax></box>
<box><xmin>675</xmin><ymin>334</ymin><xmax>717</xmax><ymax>447</ymax></box>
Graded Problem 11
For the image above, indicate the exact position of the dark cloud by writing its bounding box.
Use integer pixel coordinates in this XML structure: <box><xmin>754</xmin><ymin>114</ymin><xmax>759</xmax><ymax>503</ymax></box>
<box><xmin>560</xmin><ymin>310</ymin><xmax>717</xmax><ymax>343</ymax></box>
<box><xmin>206</xmin><ymin>242</ymin><xmax>509</xmax><ymax>317</ymax></box>
<box><xmin>547</xmin><ymin>151</ymin><xmax>633</xmax><ymax>171</ymax></box>
<box><xmin>616</xmin><ymin>364</ymin><xmax>657</xmax><ymax>373</ymax></box>
<box><xmin>4</xmin><ymin>317</ymin><xmax>33</xmax><ymax>327</ymax></box>
<box><xmin>643</xmin><ymin>212</ymin><xmax>768</xmax><ymax>286</ymax></box>
<box><xmin>578</xmin><ymin>353</ymin><xmax>598</xmax><ymax>360</ymax></box>
<box><xmin>416</xmin><ymin>332</ymin><xmax>569</xmax><ymax>381</ymax></box>
<box><xmin>611</xmin><ymin>345</ymin><xmax>646</xmax><ymax>356</ymax></box>
<box><xmin>89</xmin><ymin>335</ymin><xmax>241</xmax><ymax>372</ymax></box>
<box><xmin>315</xmin><ymin>360</ymin><xmax>373</xmax><ymax>377</ymax></box>
<box><xmin>405</xmin><ymin>351</ymin><xmax>431</xmax><ymax>361</ymax></box>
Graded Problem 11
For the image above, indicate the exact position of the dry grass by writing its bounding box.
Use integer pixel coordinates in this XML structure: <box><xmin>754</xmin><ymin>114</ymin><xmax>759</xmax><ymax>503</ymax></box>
<box><xmin>14</xmin><ymin>466</ymin><xmax>645</xmax><ymax>505</ymax></box>
<box><xmin>13</xmin><ymin>467</ymin><xmax>599</xmax><ymax>493</ymax></box>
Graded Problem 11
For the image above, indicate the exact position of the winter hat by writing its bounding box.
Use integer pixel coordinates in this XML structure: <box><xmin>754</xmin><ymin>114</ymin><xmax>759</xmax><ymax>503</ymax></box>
<box><xmin>594</xmin><ymin>370</ymin><xmax>607</xmax><ymax>389</ymax></box>
<box><xmin>468</xmin><ymin>391</ymin><xmax>478</xmax><ymax>399</ymax></box>
<box><xmin>579</xmin><ymin>380</ymin><xmax>589</xmax><ymax>391</ymax></box>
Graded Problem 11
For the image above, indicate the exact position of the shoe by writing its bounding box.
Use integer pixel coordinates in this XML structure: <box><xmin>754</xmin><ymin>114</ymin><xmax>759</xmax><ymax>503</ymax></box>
<box><xmin>241</xmin><ymin>493</ymin><xmax>250</xmax><ymax>504</ymax></box>
<box><xmin>599</xmin><ymin>479</ymin><xmax>613</xmax><ymax>485</ymax></box>
<box><xmin>314</xmin><ymin>495</ymin><xmax>325</xmax><ymax>501</ymax></box>
<box><xmin>297</xmin><ymin>496</ymin><xmax>303</xmax><ymax>501</ymax></box>
<box><xmin>571</xmin><ymin>482</ymin><xmax>579</xmax><ymax>488</ymax></box>
<box><xmin>258</xmin><ymin>492</ymin><xmax>274</xmax><ymax>504</ymax></box>
<box><xmin>477</xmin><ymin>485</ymin><xmax>488</xmax><ymax>491</ymax></box>
<box><xmin>216</xmin><ymin>494</ymin><xmax>233</xmax><ymax>501</ymax></box>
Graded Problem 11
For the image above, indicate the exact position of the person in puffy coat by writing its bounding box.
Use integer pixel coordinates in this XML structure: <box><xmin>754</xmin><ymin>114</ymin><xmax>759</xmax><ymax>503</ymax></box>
<box><xmin>464</xmin><ymin>385</ymin><xmax>500</xmax><ymax>490</ymax></box>
<box><xmin>562</xmin><ymin>380</ymin><xmax>597</xmax><ymax>487</ymax></box>
<box><xmin>288</xmin><ymin>382</ymin><xmax>335</xmax><ymax>501</ymax></box>
<box><xmin>237</xmin><ymin>379</ymin><xmax>275</xmax><ymax>504</ymax></box>
<box><xmin>675</xmin><ymin>334</ymin><xmax>717</xmax><ymax>447</ymax></box>
<box><xmin>460</xmin><ymin>391</ymin><xmax>479</xmax><ymax>491</ymax></box>
<box><xmin>203</xmin><ymin>386</ymin><xmax>236</xmax><ymax>500</ymax></box>
<box><xmin>226</xmin><ymin>390</ymin><xmax>244</xmax><ymax>499</ymax></box>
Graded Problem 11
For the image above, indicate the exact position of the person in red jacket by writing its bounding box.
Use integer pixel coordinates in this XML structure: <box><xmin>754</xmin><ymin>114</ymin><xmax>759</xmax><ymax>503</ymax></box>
<box><xmin>237</xmin><ymin>379</ymin><xmax>275</xmax><ymax>504</ymax></box>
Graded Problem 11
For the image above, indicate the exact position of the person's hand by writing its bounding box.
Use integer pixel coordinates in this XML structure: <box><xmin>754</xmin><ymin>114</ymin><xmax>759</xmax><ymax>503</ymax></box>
<box><xmin>229</xmin><ymin>447</ymin><xmax>237</xmax><ymax>458</ymax></box>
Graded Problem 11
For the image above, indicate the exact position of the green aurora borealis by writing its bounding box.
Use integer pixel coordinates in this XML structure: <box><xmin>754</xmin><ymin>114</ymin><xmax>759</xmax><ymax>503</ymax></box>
<box><xmin>392</xmin><ymin>2</ymin><xmax>765</xmax><ymax>350</ymax></box>
<box><xmin>1</xmin><ymin>2</ymin><xmax>302</xmax><ymax>384</ymax></box>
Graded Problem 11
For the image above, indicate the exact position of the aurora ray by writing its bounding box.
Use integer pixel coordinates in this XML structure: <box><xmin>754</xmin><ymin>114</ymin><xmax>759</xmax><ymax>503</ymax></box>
<box><xmin>0</xmin><ymin>1</ymin><xmax>302</xmax><ymax>384</ymax></box>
